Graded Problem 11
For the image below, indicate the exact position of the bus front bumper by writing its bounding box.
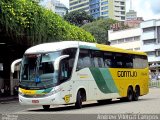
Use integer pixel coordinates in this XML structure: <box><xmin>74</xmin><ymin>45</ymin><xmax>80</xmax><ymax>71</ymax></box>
<box><xmin>19</xmin><ymin>93</ymin><xmax>64</xmax><ymax>105</ymax></box>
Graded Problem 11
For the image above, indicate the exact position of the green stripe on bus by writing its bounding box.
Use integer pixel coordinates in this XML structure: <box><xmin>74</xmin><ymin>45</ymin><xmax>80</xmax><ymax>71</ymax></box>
<box><xmin>79</xmin><ymin>45</ymin><xmax>99</xmax><ymax>50</ymax></box>
<box><xmin>89</xmin><ymin>68</ymin><xmax>118</xmax><ymax>94</ymax></box>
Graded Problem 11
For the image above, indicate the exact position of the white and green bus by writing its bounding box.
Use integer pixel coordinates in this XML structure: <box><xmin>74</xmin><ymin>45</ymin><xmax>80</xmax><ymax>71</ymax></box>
<box><xmin>15</xmin><ymin>41</ymin><xmax>149</xmax><ymax>110</ymax></box>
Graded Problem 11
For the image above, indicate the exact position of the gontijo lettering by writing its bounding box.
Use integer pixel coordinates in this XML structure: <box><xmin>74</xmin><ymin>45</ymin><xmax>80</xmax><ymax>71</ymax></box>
<box><xmin>117</xmin><ymin>71</ymin><xmax>137</xmax><ymax>77</ymax></box>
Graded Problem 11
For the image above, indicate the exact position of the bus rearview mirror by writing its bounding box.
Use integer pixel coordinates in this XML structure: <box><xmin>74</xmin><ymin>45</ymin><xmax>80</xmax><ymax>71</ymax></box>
<box><xmin>54</xmin><ymin>55</ymin><xmax>69</xmax><ymax>71</ymax></box>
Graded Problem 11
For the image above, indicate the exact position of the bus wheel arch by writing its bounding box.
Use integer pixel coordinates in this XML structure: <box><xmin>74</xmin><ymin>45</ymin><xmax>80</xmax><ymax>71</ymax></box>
<box><xmin>133</xmin><ymin>85</ymin><xmax>140</xmax><ymax>101</ymax></box>
<box><xmin>75</xmin><ymin>88</ymin><xmax>86</xmax><ymax>109</ymax></box>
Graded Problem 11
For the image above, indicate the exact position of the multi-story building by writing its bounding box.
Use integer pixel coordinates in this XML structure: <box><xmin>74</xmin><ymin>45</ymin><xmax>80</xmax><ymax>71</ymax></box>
<box><xmin>42</xmin><ymin>0</ymin><xmax>68</xmax><ymax>17</ymax></box>
<box><xmin>126</xmin><ymin>9</ymin><xmax>137</xmax><ymax>20</ymax></box>
<box><xmin>125</xmin><ymin>17</ymin><xmax>143</xmax><ymax>28</ymax></box>
<box><xmin>70</xmin><ymin>0</ymin><xmax>90</xmax><ymax>13</ymax></box>
<box><xmin>69</xmin><ymin>0</ymin><xmax>126</xmax><ymax>21</ymax></box>
<box><xmin>140</xmin><ymin>19</ymin><xmax>160</xmax><ymax>73</ymax></box>
<box><xmin>108</xmin><ymin>27</ymin><xmax>141</xmax><ymax>51</ymax></box>
<box><xmin>54</xmin><ymin>1</ymin><xmax>68</xmax><ymax>16</ymax></box>
<box><xmin>108</xmin><ymin>19</ymin><xmax>160</xmax><ymax>77</ymax></box>
<box><xmin>125</xmin><ymin>9</ymin><xmax>143</xmax><ymax>28</ymax></box>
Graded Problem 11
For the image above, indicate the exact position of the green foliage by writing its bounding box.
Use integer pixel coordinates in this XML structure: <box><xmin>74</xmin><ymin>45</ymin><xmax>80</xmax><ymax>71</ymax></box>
<box><xmin>64</xmin><ymin>10</ymin><xmax>94</xmax><ymax>27</ymax></box>
<box><xmin>82</xmin><ymin>18</ymin><xmax>117</xmax><ymax>44</ymax></box>
<box><xmin>0</xmin><ymin>0</ymin><xmax>95</xmax><ymax>46</ymax></box>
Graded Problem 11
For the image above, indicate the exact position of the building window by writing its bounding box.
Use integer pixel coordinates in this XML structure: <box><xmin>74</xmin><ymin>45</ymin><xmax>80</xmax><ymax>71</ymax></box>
<box><xmin>158</xmin><ymin>51</ymin><xmax>160</xmax><ymax>56</ymax></box>
<box><xmin>143</xmin><ymin>27</ymin><xmax>155</xmax><ymax>32</ymax></box>
<box><xmin>101</xmin><ymin>6</ymin><xmax>108</xmax><ymax>10</ymax></box>
<box><xmin>70</xmin><ymin>1</ymin><xmax>78</xmax><ymax>6</ymax></box>
<box><xmin>121</xmin><ymin>16</ymin><xmax>125</xmax><ymax>20</ymax></box>
<box><xmin>121</xmin><ymin>7</ymin><xmax>125</xmax><ymax>10</ymax></box>
<box><xmin>101</xmin><ymin>1</ymin><xmax>108</xmax><ymax>5</ymax></box>
<box><xmin>111</xmin><ymin>40</ymin><xmax>118</xmax><ymax>45</ymax></box>
<box><xmin>117</xmin><ymin>39</ymin><xmax>124</xmax><ymax>43</ymax></box>
<box><xmin>125</xmin><ymin>37</ymin><xmax>133</xmax><ymax>42</ymax></box>
<box><xmin>127</xmin><ymin>48</ymin><xmax>133</xmax><ymax>50</ymax></box>
<box><xmin>101</xmin><ymin>11</ymin><xmax>108</xmax><ymax>15</ymax></box>
<box><xmin>134</xmin><ymin>36</ymin><xmax>140</xmax><ymax>41</ymax></box>
<box><xmin>143</xmin><ymin>39</ymin><xmax>156</xmax><ymax>45</ymax></box>
<box><xmin>121</xmin><ymin>11</ymin><xmax>125</xmax><ymax>14</ymax></box>
<box><xmin>146</xmin><ymin>51</ymin><xmax>155</xmax><ymax>56</ymax></box>
<box><xmin>120</xmin><ymin>2</ymin><xmax>125</xmax><ymax>5</ymax></box>
<box><xmin>157</xmin><ymin>26</ymin><xmax>160</xmax><ymax>43</ymax></box>
<box><xmin>70</xmin><ymin>2</ymin><xmax>89</xmax><ymax>10</ymax></box>
<box><xmin>134</xmin><ymin>48</ymin><xmax>140</xmax><ymax>51</ymax></box>
<box><xmin>156</xmin><ymin>49</ymin><xmax>160</xmax><ymax>56</ymax></box>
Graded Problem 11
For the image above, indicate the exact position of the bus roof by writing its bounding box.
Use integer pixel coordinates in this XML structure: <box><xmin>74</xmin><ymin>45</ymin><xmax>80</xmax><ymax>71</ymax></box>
<box><xmin>25</xmin><ymin>41</ymin><xmax>147</xmax><ymax>56</ymax></box>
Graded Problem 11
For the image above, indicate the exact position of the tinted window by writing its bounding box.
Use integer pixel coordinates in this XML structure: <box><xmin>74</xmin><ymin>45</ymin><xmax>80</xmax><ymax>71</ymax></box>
<box><xmin>59</xmin><ymin>48</ymin><xmax>77</xmax><ymax>83</ymax></box>
<box><xmin>91</xmin><ymin>51</ymin><xmax>104</xmax><ymax>67</ymax></box>
<box><xmin>133</xmin><ymin>55</ymin><xmax>148</xmax><ymax>69</ymax></box>
<box><xmin>77</xmin><ymin>49</ymin><xmax>92</xmax><ymax>70</ymax></box>
<box><xmin>103</xmin><ymin>52</ymin><xmax>115</xmax><ymax>68</ymax></box>
<box><xmin>115</xmin><ymin>53</ymin><xmax>124</xmax><ymax>68</ymax></box>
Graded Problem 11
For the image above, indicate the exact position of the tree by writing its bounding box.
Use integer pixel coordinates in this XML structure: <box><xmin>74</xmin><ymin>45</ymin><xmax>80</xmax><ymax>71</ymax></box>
<box><xmin>82</xmin><ymin>18</ymin><xmax>117</xmax><ymax>44</ymax></box>
<box><xmin>64</xmin><ymin>10</ymin><xmax>94</xmax><ymax>27</ymax></box>
<box><xmin>0</xmin><ymin>0</ymin><xmax>96</xmax><ymax>46</ymax></box>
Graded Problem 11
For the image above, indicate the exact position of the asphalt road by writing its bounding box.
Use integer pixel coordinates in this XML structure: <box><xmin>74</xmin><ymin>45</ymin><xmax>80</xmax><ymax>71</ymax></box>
<box><xmin>0</xmin><ymin>88</ymin><xmax>160</xmax><ymax>120</ymax></box>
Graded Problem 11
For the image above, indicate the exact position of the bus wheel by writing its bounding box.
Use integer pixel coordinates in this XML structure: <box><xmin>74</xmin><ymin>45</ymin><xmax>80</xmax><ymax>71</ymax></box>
<box><xmin>126</xmin><ymin>87</ymin><xmax>133</xmax><ymax>102</ymax></box>
<box><xmin>133</xmin><ymin>86</ymin><xmax>140</xmax><ymax>101</ymax></box>
<box><xmin>43</xmin><ymin>105</ymin><xmax>50</xmax><ymax>110</ymax></box>
<box><xmin>75</xmin><ymin>91</ymin><xmax>82</xmax><ymax>109</ymax></box>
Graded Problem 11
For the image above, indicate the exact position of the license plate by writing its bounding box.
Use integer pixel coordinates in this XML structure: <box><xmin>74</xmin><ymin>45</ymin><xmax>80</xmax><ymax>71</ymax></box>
<box><xmin>32</xmin><ymin>100</ymin><xmax>39</xmax><ymax>103</ymax></box>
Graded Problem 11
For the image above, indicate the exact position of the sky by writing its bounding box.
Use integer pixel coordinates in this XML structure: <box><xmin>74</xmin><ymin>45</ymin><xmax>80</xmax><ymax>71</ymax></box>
<box><xmin>126</xmin><ymin>0</ymin><xmax>160</xmax><ymax>20</ymax></box>
<box><xmin>56</xmin><ymin>0</ymin><xmax>160</xmax><ymax>20</ymax></box>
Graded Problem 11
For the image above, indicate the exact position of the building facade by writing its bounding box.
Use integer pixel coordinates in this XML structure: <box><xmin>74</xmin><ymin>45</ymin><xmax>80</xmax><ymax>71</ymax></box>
<box><xmin>42</xmin><ymin>0</ymin><xmax>68</xmax><ymax>17</ymax></box>
<box><xmin>69</xmin><ymin>0</ymin><xmax>126</xmax><ymax>21</ymax></box>
<box><xmin>125</xmin><ymin>9</ymin><xmax>137</xmax><ymax>20</ymax></box>
<box><xmin>108</xmin><ymin>27</ymin><xmax>141</xmax><ymax>51</ymax></box>
<box><xmin>70</xmin><ymin>0</ymin><xmax>90</xmax><ymax>13</ymax></box>
<box><xmin>108</xmin><ymin>19</ymin><xmax>160</xmax><ymax>78</ymax></box>
<box><xmin>140</xmin><ymin>19</ymin><xmax>160</xmax><ymax>74</ymax></box>
<box><xmin>124</xmin><ymin>17</ymin><xmax>143</xmax><ymax>28</ymax></box>
<box><xmin>54</xmin><ymin>1</ymin><xmax>68</xmax><ymax>17</ymax></box>
<box><xmin>125</xmin><ymin>9</ymin><xmax>143</xmax><ymax>28</ymax></box>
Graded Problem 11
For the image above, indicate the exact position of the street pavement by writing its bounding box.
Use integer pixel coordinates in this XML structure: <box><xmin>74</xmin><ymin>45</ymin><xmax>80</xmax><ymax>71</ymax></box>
<box><xmin>0</xmin><ymin>88</ymin><xmax>160</xmax><ymax>120</ymax></box>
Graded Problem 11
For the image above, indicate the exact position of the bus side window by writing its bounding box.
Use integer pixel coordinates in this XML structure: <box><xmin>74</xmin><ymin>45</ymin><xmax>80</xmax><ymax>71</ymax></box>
<box><xmin>76</xmin><ymin>49</ymin><xmax>92</xmax><ymax>71</ymax></box>
<box><xmin>125</xmin><ymin>54</ymin><xmax>133</xmax><ymax>68</ymax></box>
<box><xmin>115</xmin><ymin>53</ymin><xmax>123</xmax><ymax>68</ymax></box>
<box><xmin>133</xmin><ymin>55</ymin><xmax>148</xmax><ymax>69</ymax></box>
<box><xmin>91</xmin><ymin>50</ymin><xmax>104</xmax><ymax>68</ymax></box>
<box><xmin>61</xmin><ymin>48</ymin><xmax>77</xmax><ymax>77</ymax></box>
<box><xmin>103</xmin><ymin>52</ymin><xmax>114</xmax><ymax>68</ymax></box>
<box><xmin>59</xmin><ymin>59</ymin><xmax>70</xmax><ymax>83</ymax></box>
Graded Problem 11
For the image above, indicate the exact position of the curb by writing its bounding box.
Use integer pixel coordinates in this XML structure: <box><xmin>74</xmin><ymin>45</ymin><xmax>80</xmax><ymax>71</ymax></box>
<box><xmin>0</xmin><ymin>96</ymin><xmax>18</xmax><ymax>103</ymax></box>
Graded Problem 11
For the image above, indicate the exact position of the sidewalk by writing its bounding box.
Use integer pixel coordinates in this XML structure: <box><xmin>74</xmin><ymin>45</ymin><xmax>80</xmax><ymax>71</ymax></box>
<box><xmin>0</xmin><ymin>95</ymin><xmax>18</xmax><ymax>103</ymax></box>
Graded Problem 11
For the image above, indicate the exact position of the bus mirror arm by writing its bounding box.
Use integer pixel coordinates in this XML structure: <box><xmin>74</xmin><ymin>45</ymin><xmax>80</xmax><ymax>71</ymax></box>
<box><xmin>54</xmin><ymin>55</ymin><xmax>69</xmax><ymax>71</ymax></box>
<box><xmin>11</xmin><ymin>58</ymin><xmax>22</xmax><ymax>73</ymax></box>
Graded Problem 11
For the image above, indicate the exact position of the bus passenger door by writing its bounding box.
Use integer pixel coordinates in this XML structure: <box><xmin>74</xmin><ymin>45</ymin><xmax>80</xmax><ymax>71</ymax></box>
<box><xmin>59</xmin><ymin>58</ymin><xmax>72</xmax><ymax>104</ymax></box>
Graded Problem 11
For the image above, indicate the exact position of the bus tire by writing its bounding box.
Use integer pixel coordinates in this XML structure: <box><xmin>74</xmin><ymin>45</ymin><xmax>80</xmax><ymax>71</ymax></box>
<box><xmin>75</xmin><ymin>90</ymin><xmax>82</xmax><ymax>109</ymax></box>
<box><xmin>126</xmin><ymin>87</ymin><xmax>133</xmax><ymax>102</ymax></box>
<box><xmin>43</xmin><ymin>105</ymin><xmax>50</xmax><ymax>110</ymax></box>
<box><xmin>133</xmin><ymin>86</ymin><xmax>140</xmax><ymax>101</ymax></box>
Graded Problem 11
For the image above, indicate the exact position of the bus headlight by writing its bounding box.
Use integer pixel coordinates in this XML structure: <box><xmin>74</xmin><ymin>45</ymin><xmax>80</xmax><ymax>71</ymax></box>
<box><xmin>45</xmin><ymin>87</ymin><xmax>62</xmax><ymax>96</ymax></box>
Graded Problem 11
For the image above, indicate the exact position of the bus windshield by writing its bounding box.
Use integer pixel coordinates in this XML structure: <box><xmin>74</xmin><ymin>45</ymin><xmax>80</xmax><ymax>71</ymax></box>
<box><xmin>20</xmin><ymin>51</ymin><xmax>61</xmax><ymax>89</ymax></box>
